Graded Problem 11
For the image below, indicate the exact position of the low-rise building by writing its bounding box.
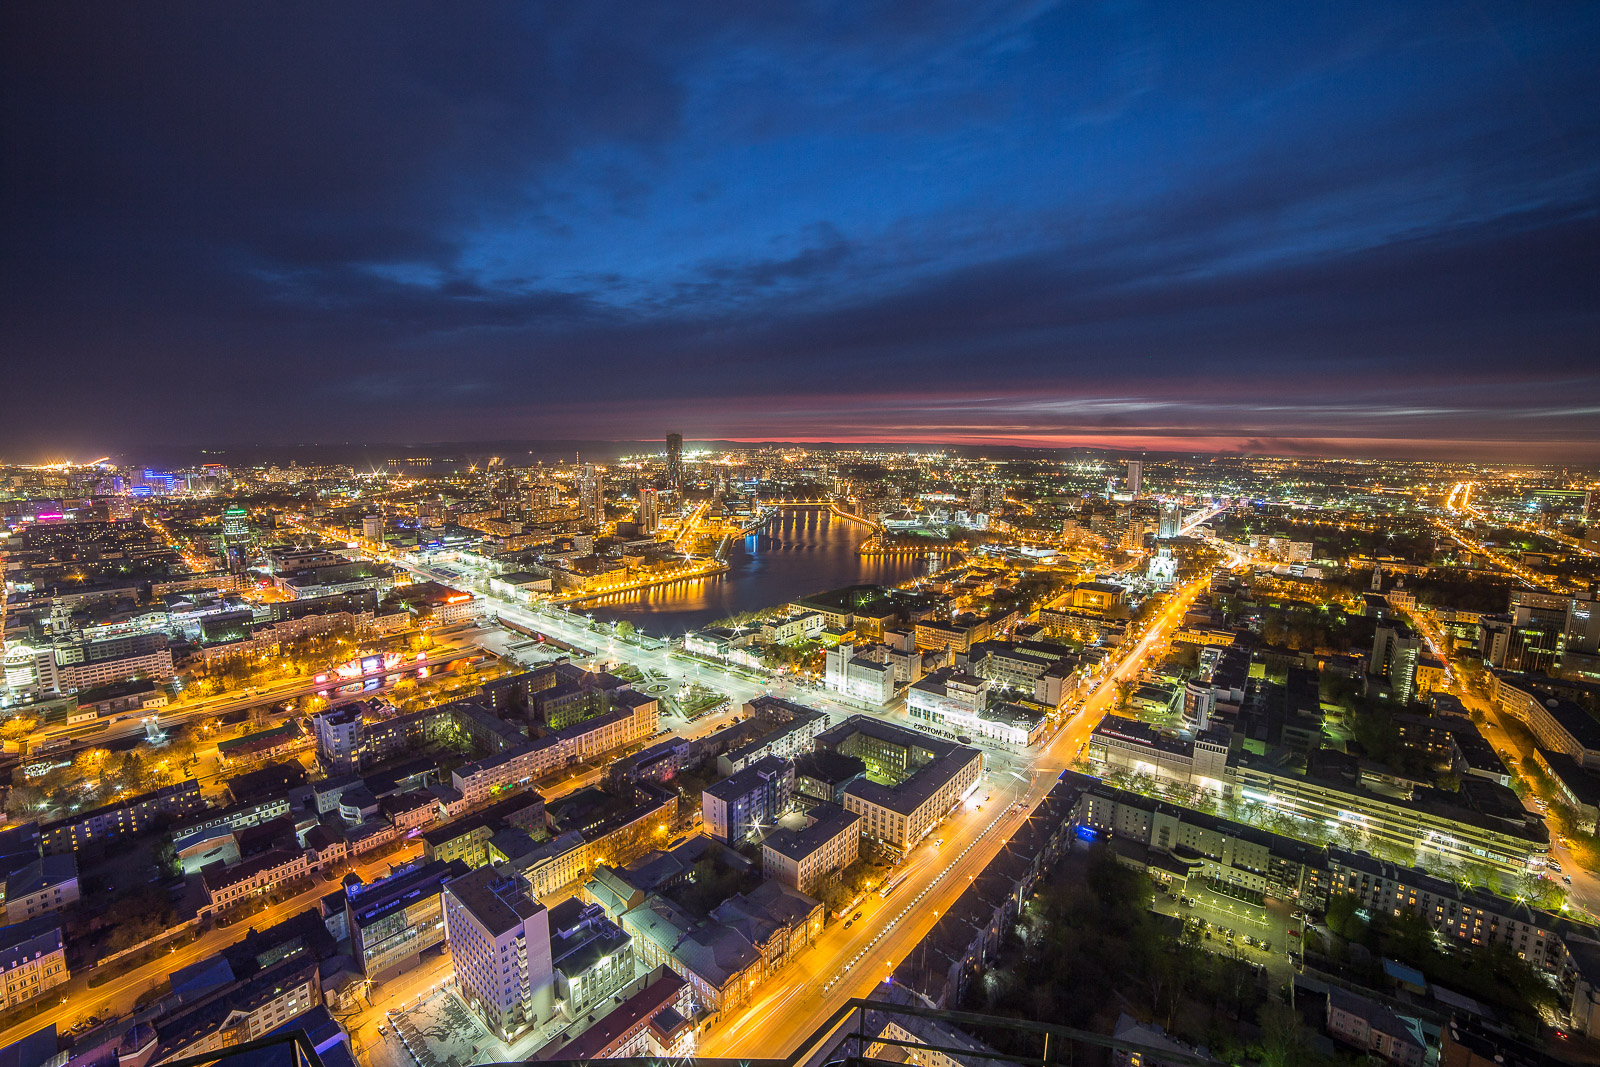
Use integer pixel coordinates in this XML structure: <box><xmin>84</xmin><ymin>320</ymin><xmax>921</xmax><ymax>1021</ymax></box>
<box><xmin>347</xmin><ymin>859</ymin><xmax>468</xmax><ymax>979</ymax></box>
<box><xmin>541</xmin><ymin>967</ymin><xmax>694</xmax><ymax>1061</ymax></box>
<box><xmin>1326</xmin><ymin>849</ymin><xmax>1578</xmax><ymax>975</ymax></box>
<box><xmin>0</xmin><ymin>855</ymin><xmax>78</xmax><ymax>924</ymax></box>
<box><xmin>761</xmin><ymin>612</ymin><xmax>824</xmax><ymax>645</ymax></box>
<box><xmin>0</xmin><ymin>919</ymin><xmax>67</xmax><ymax>1010</ymax></box>
<box><xmin>620</xmin><ymin>895</ymin><xmax>763</xmax><ymax>1014</ymax></box>
<box><xmin>824</xmin><ymin>645</ymin><xmax>895</xmax><ymax>704</ymax></box>
<box><xmin>547</xmin><ymin>898</ymin><xmax>636</xmax><ymax>1020</ymax></box>
<box><xmin>1087</xmin><ymin>715</ymin><xmax>1232</xmax><ymax>792</ymax></box>
<box><xmin>818</xmin><ymin>717</ymin><xmax>983</xmax><ymax>858</ymax></box>
<box><xmin>1233</xmin><ymin>753</ymin><xmax>1547</xmax><ymax>875</ymax></box>
<box><xmin>908</xmin><ymin>668</ymin><xmax>1049</xmax><ymax>746</ymax></box>
<box><xmin>702</xmin><ymin>757</ymin><xmax>794</xmax><ymax>844</ymax></box>
<box><xmin>202</xmin><ymin>848</ymin><xmax>316</xmax><ymax>912</ymax></box>
<box><xmin>1325</xmin><ymin>986</ymin><xmax>1427</xmax><ymax>1065</ymax></box>
<box><xmin>717</xmin><ymin>696</ymin><xmax>828</xmax><ymax>775</ymax></box>
<box><xmin>1072</xmin><ymin>778</ymin><xmax>1330</xmax><ymax>904</ymax></box>
<box><xmin>217</xmin><ymin>723</ymin><xmax>305</xmax><ymax>768</ymax></box>
<box><xmin>762</xmin><ymin>804</ymin><xmax>862</xmax><ymax>896</ymax></box>
<box><xmin>148</xmin><ymin>958</ymin><xmax>320</xmax><ymax>1061</ymax></box>
<box><xmin>1495</xmin><ymin>674</ymin><xmax>1600</xmax><ymax>768</ymax></box>
<box><xmin>40</xmin><ymin>778</ymin><xmax>203</xmax><ymax>854</ymax></box>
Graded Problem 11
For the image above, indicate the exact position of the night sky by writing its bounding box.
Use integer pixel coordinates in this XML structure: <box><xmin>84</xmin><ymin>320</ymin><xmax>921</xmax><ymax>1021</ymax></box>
<box><xmin>3</xmin><ymin>3</ymin><xmax>1598</xmax><ymax>461</ymax></box>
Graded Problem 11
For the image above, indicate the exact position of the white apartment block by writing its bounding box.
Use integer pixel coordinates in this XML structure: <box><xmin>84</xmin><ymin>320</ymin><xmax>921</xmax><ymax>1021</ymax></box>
<box><xmin>58</xmin><ymin>648</ymin><xmax>174</xmax><ymax>690</ymax></box>
<box><xmin>1</xmin><ymin>856</ymin><xmax>79</xmax><ymax>925</ymax></box>
<box><xmin>452</xmin><ymin>696</ymin><xmax>658</xmax><ymax>805</ymax></box>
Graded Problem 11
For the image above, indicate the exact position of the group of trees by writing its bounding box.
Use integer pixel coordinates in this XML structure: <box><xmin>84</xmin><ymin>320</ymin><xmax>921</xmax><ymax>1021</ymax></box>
<box><xmin>178</xmin><ymin>623</ymin><xmax>375</xmax><ymax>700</ymax></box>
<box><xmin>387</xmin><ymin>658</ymin><xmax>491</xmax><ymax>714</ymax></box>
<box><xmin>668</xmin><ymin>852</ymin><xmax>761</xmax><ymax>917</ymax></box>
<box><xmin>819</xmin><ymin>858</ymin><xmax>892</xmax><ymax>915</ymax></box>
<box><xmin>1323</xmin><ymin>893</ymin><xmax>1560</xmax><ymax>1029</ymax></box>
<box><xmin>761</xmin><ymin>641</ymin><xmax>822</xmax><ymax>673</ymax></box>
<box><xmin>5</xmin><ymin>725</ymin><xmax>202</xmax><ymax>818</ymax></box>
<box><xmin>963</xmin><ymin>846</ymin><xmax>1324</xmax><ymax>1063</ymax></box>
<box><xmin>1258</xmin><ymin>603</ymin><xmax>1365</xmax><ymax>653</ymax></box>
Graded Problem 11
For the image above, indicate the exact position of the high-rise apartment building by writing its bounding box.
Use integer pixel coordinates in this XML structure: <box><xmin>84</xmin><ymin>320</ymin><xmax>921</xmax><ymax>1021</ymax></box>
<box><xmin>665</xmin><ymin>433</ymin><xmax>683</xmax><ymax>490</ymax></box>
<box><xmin>530</xmin><ymin>482</ymin><xmax>559</xmax><ymax>509</ymax></box>
<box><xmin>443</xmin><ymin>867</ymin><xmax>556</xmax><ymax>1041</ymax></box>
<box><xmin>1126</xmin><ymin>459</ymin><xmax>1143</xmax><ymax>497</ymax></box>
<box><xmin>637</xmin><ymin>487</ymin><xmax>660</xmax><ymax>533</ymax></box>
<box><xmin>1370</xmin><ymin>623</ymin><xmax>1421</xmax><ymax>703</ymax></box>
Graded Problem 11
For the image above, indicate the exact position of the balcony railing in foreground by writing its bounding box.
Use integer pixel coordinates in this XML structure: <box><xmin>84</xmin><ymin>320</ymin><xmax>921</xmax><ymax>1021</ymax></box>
<box><xmin>155</xmin><ymin>997</ymin><xmax>1220</xmax><ymax>1067</ymax></box>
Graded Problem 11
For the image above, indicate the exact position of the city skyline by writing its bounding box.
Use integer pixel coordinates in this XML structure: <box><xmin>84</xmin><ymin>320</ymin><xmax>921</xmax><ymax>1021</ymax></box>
<box><xmin>4</xmin><ymin>3</ymin><xmax>1598</xmax><ymax>460</ymax></box>
<box><xmin>7</xmin><ymin>5</ymin><xmax>1600</xmax><ymax>1062</ymax></box>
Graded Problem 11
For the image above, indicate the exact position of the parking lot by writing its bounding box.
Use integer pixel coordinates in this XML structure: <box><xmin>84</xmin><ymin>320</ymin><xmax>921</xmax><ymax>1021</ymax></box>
<box><xmin>1150</xmin><ymin>881</ymin><xmax>1299</xmax><ymax>982</ymax></box>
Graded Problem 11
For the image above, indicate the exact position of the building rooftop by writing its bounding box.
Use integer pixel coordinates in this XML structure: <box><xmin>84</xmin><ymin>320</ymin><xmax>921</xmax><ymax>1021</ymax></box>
<box><xmin>444</xmin><ymin>865</ymin><xmax>544</xmax><ymax>937</ymax></box>
<box><xmin>536</xmin><ymin>967</ymin><xmax>686</xmax><ymax>1061</ymax></box>
<box><xmin>347</xmin><ymin>859</ymin><xmax>467</xmax><ymax>932</ymax></box>
<box><xmin>0</xmin><ymin>917</ymin><xmax>61</xmax><ymax>971</ymax></box>
<box><xmin>762</xmin><ymin>803</ymin><xmax>862</xmax><ymax>862</ymax></box>
<box><xmin>703</xmin><ymin>755</ymin><xmax>792</xmax><ymax>802</ymax></box>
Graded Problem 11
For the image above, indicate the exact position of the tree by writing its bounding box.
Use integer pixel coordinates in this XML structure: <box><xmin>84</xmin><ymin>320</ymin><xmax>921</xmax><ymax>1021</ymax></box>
<box><xmin>614</xmin><ymin>620</ymin><xmax>635</xmax><ymax>639</ymax></box>
<box><xmin>1324</xmin><ymin>892</ymin><xmax>1366</xmax><ymax>941</ymax></box>
<box><xmin>73</xmin><ymin>748</ymin><xmax>110</xmax><ymax>784</ymax></box>
<box><xmin>4</xmin><ymin>783</ymin><xmax>44</xmax><ymax>818</ymax></box>
<box><xmin>165</xmin><ymin>726</ymin><xmax>201</xmax><ymax>770</ymax></box>
<box><xmin>0</xmin><ymin>716</ymin><xmax>38</xmax><ymax>741</ymax></box>
<box><xmin>1256</xmin><ymin>1000</ymin><xmax>1312</xmax><ymax>1067</ymax></box>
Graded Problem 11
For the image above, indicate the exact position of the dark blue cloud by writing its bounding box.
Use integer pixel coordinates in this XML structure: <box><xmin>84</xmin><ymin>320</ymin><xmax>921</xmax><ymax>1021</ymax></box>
<box><xmin>1</xmin><ymin>1</ymin><xmax>1597</xmax><ymax>458</ymax></box>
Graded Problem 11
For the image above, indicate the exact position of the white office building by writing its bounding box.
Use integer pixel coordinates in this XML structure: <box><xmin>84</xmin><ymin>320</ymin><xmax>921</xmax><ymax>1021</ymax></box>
<box><xmin>443</xmin><ymin>867</ymin><xmax>556</xmax><ymax>1042</ymax></box>
<box><xmin>824</xmin><ymin>645</ymin><xmax>895</xmax><ymax>704</ymax></box>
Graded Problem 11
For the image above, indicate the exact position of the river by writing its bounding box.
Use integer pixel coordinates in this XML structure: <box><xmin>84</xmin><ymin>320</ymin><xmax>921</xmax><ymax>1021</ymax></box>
<box><xmin>583</xmin><ymin>506</ymin><xmax>931</xmax><ymax>636</ymax></box>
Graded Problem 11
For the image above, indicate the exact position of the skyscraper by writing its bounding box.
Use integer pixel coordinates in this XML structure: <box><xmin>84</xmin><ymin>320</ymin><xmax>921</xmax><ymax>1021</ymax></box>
<box><xmin>578</xmin><ymin>464</ymin><xmax>602</xmax><ymax>523</ymax></box>
<box><xmin>1157</xmin><ymin>503</ymin><xmax>1180</xmax><ymax>539</ymax></box>
<box><xmin>638</xmin><ymin>486</ymin><xmax>660</xmax><ymax>533</ymax></box>
<box><xmin>665</xmin><ymin>432</ymin><xmax>683</xmax><ymax>490</ymax></box>
<box><xmin>221</xmin><ymin>505</ymin><xmax>251</xmax><ymax>545</ymax></box>
<box><xmin>1126</xmin><ymin>459</ymin><xmax>1143</xmax><ymax>498</ymax></box>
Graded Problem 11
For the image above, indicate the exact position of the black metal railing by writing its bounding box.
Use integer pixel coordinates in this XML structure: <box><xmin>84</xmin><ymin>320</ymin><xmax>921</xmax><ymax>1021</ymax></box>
<box><xmin>156</xmin><ymin>1032</ymin><xmax>329</xmax><ymax>1067</ymax></box>
<box><xmin>157</xmin><ymin>997</ymin><xmax>1219</xmax><ymax>1067</ymax></box>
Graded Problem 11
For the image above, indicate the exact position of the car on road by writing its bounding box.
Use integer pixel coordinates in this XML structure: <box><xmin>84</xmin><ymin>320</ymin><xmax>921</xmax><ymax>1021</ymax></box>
<box><xmin>852</xmin><ymin>910</ymin><xmax>863</xmax><ymax>921</ymax></box>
